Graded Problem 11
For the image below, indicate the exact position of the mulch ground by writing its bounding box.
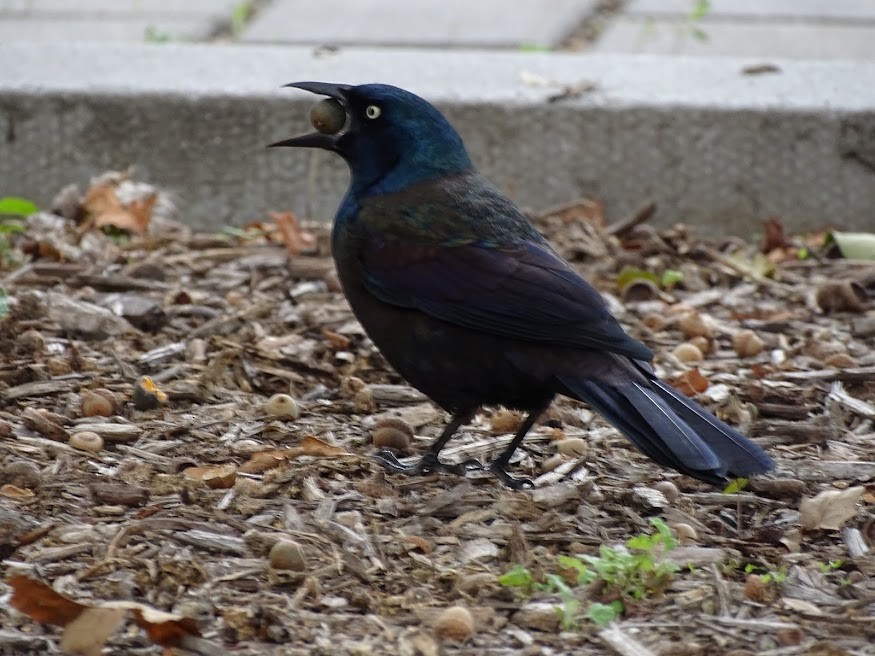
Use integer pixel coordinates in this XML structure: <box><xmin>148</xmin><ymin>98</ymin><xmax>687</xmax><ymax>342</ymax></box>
<box><xmin>1</xmin><ymin>175</ymin><xmax>874</xmax><ymax>656</ymax></box>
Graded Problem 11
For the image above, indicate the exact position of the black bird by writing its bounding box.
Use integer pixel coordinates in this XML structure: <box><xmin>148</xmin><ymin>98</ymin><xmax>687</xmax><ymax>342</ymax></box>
<box><xmin>271</xmin><ymin>82</ymin><xmax>774</xmax><ymax>488</ymax></box>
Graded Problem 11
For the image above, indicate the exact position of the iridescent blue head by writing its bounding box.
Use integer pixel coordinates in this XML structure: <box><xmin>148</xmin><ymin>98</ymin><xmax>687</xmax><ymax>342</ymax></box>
<box><xmin>271</xmin><ymin>82</ymin><xmax>473</xmax><ymax>197</ymax></box>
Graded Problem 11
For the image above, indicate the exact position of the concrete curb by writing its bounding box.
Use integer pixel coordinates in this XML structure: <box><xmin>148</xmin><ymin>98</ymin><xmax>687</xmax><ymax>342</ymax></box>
<box><xmin>2</xmin><ymin>43</ymin><xmax>873</xmax><ymax>234</ymax></box>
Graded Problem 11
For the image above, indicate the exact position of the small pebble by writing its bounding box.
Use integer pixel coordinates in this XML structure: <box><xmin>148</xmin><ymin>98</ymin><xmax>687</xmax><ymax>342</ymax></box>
<box><xmin>672</xmin><ymin>342</ymin><xmax>704</xmax><ymax>363</ymax></box>
<box><xmin>15</xmin><ymin>329</ymin><xmax>45</xmax><ymax>354</ymax></box>
<box><xmin>2</xmin><ymin>460</ymin><xmax>41</xmax><ymax>489</ymax></box>
<box><xmin>434</xmin><ymin>606</ymin><xmax>474</xmax><ymax>642</ymax></box>
<box><xmin>264</xmin><ymin>393</ymin><xmax>299</xmax><ymax>420</ymax></box>
<box><xmin>733</xmin><ymin>329</ymin><xmax>765</xmax><ymax>358</ymax></box>
<box><xmin>679</xmin><ymin>312</ymin><xmax>714</xmax><ymax>339</ymax></box>
<box><xmin>652</xmin><ymin>480</ymin><xmax>680</xmax><ymax>503</ymax></box>
<box><xmin>372</xmin><ymin>425</ymin><xmax>411</xmax><ymax>454</ymax></box>
<box><xmin>81</xmin><ymin>390</ymin><xmax>115</xmax><ymax>417</ymax></box>
<box><xmin>671</xmin><ymin>522</ymin><xmax>698</xmax><ymax>544</ymax></box>
<box><xmin>688</xmin><ymin>335</ymin><xmax>711</xmax><ymax>355</ymax></box>
<box><xmin>269</xmin><ymin>539</ymin><xmax>307</xmax><ymax>571</ymax></box>
<box><xmin>69</xmin><ymin>431</ymin><xmax>104</xmax><ymax>453</ymax></box>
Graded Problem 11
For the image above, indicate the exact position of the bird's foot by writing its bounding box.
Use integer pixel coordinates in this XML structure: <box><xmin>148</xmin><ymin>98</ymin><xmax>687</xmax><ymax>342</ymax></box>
<box><xmin>372</xmin><ymin>449</ymin><xmax>469</xmax><ymax>477</ymax></box>
<box><xmin>489</xmin><ymin>461</ymin><xmax>535</xmax><ymax>490</ymax></box>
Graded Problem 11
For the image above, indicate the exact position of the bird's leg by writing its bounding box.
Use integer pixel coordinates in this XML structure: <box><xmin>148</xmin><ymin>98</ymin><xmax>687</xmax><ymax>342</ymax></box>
<box><xmin>373</xmin><ymin>409</ymin><xmax>476</xmax><ymax>477</ymax></box>
<box><xmin>488</xmin><ymin>402</ymin><xmax>551</xmax><ymax>490</ymax></box>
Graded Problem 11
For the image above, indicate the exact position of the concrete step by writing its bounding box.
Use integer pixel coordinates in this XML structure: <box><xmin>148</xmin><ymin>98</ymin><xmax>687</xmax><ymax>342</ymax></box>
<box><xmin>1</xmin><ymin>42</ymin><xmax>873</xmax><ymax>235</ymax></box>
<box><xmin>593</xmin><ymin>17</ymin><xmax>875</xmax><ymax>58</ymax></box>
<box><xmin>626</xmin><ymin>0</ymin><xmax>875</xmax><ymax>23</ymax></box>
<box><xmin>241</xmin><ymin>0</ymin><xmax>599</xmax><ymax>49</ymax></box>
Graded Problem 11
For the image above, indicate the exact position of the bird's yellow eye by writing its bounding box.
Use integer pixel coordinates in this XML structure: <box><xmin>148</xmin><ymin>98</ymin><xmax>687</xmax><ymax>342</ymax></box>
<box><xmin>365</xmin><ymin>105</ymin><xmax>381</xmax><ymax>119</ymax></box>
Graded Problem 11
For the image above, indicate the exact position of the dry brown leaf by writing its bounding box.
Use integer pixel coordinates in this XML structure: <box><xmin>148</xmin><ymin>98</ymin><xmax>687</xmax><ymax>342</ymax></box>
<box><xmin>289</xmin><ymin>435</ymin><xmax>349</xmax><ymax>458</ymax></box>
<box><xmin>238</xmin><ymin>449</ymin><xmax>289</xmax><ymax>474</ymax></box>
<box><xmin>761</xmin><ymin>216</ymin><xmax>794</xmax><ymax>254</ymax></box>
<box><xmin>0</xmin><ymin>484</ymin><xmax>36</xmax><ymax>500</ymax></box>
<box><xmin>239</xmin><ymin>437</ymin><xmax>349</xmax><ymax>474</ymax></box>
<box><xmin>7</xmin><ymin>575</ymin><xmax>201</xmax><ymax>652</ymax></box>
<box><xmin>82</xmin><ymin>180</ymin><xmax>155</xmax><ymax>235</ymax></box>
<box><xmin>799</xmin><ymin>487</ymin><xmax>864</xmax><ymax>531</ymax></box>
<box><xmin>182</xmin><ymin>463</ymin><xmax>238</xmax><ymax>489</ymax></box>
<box><xmin>670</xmin><ymin>368</ymin><xmax>709</xmax><ymax>396</ymax></box>
<box><xmin>269</xmin><ymin>211</ymin><xmax>316</xmax><ymax>256</ymax></box>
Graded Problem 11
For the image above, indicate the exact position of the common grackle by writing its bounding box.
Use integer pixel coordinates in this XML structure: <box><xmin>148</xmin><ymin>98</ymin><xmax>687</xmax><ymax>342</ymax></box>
<box><xmin>271</xmin><ymin>82</ymin><xmax>774</xmax><ymax>489</ymax></box>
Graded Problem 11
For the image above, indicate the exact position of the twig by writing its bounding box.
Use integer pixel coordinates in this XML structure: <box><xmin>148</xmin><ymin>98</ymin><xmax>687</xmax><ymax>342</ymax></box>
<box><xmin>606</xmin><ymin>201</ymin><xmax>658</xmax><ymax>237</ymax></box>
<box><xmin>600</xmin><ymin>624</ymin><xmax>657</xmax><ymax>656</ymax></box>
<box><xmin>706</xmin><ymin>616</ymin><xmax>800</xmax><ymax>631</ymax></box>
<box><xmin>710</xmin><ymin>564</ymin><xmax>731</xmax><ymax>616</ymax></box>
<box><xmin>775</xmin><ymin>366</ymin><xmax>875</xmax><ymax>383</ymax></box>
<box><xmin>695</xmin><ymin>245</ymin><xmax>795</xmax><ymax>296</ymax></box>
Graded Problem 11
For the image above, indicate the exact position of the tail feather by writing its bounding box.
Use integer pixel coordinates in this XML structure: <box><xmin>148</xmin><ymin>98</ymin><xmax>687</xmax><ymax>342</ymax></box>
<box><xmin>647</xmin><ymin>376</ymin><xmax>774</xmax><ymax>475</ymax></box>
<box><xmin>558</xmin><ymin>369</ymin><xmax>773</xmax><ymax>484</ymax></box>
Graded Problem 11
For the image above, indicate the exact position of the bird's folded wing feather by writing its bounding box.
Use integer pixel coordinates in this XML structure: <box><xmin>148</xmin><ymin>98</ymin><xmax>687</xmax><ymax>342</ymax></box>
<box><xmin>360</xmin><ymin>236</ymin><xmax>653</xmax><ymax>360</ymax></box>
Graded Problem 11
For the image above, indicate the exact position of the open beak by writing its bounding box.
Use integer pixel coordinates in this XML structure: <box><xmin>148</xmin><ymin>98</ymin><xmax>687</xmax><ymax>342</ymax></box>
<box><xmin>268</xmin><ymin>81</ymin><xmax>352</xmax><ymax>150</ymax></box>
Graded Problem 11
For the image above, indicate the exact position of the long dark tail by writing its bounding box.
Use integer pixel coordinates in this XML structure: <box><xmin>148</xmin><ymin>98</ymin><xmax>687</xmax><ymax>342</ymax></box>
<box><xmin>558</xmin><ymin>362</ymin><xmax>773</xmax><ymax>484</ymax></box>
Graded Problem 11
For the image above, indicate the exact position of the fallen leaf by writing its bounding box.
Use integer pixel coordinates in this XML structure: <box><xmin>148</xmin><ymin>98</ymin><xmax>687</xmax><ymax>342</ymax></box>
<box><xmin>7</xmin><ymin>575</ymin><xmax>202</xmax><ymax>653</ymax></box>
<box><xmin>269</xmin><ymin>211</ymin><xmax>316</xmax><ymax>256</ymax></box>
<box><xmin>238</xmin><ymin>437</ymin><xmax>349</xmax><ymax>474</ymax></box>
<box><xmin>8</xmin><ymin>575</ymin><xmax>84</xmax><ymax>626</ymax></box>
<box><xmin>824</xmin><ymin>232</ymin><xmax>875</xmax><ymax>260</ymax></box>
<box><xmin>238</xmin><ymin>449</ymin><xmax>289</xmax><ymax>474</ymax></box>
<box><xmin>799</xmin><ymin>487</ymin><xmax>864</xmax><ymax>531</ymax></box>
<box><xmin>82</xmin><ymin>178</ymin><xmax>155</xmax><ymax>235</ymax></box>
<box><xmin>288</xmin><ymin>435</ymin><xmax>348</xmax><ymax>459</ymax></box>
<box><xmin>0</xmin><ymin>484</ymin><xmax>36</xmax><ymax>500</ymax></box>
<box><xmin>182</xmin><ymin>464</ymin><xmax>238</xmax><ymax>489</ymax></box>
<box><xmin>761</xmin><ymin>216</ymin><xmax>794</xmax><ymax>253</ymax></box>
<box><xmin>670</xmin><ymin>368</ymin><xmax>710</xmax><ymax>396</ymax></box>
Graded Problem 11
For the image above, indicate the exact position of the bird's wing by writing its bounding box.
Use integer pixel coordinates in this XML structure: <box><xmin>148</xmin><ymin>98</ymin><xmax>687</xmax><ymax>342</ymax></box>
<box><xmin>359</xmin><ymin>236</ymin><xmax>653</xmax><ymax>360</ymax></box>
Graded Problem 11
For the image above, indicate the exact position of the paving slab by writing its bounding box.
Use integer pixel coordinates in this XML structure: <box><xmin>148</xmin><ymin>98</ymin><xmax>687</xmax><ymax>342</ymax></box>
<box><xmin>0</xmin><ymin>0</ymin><xmax>242</xmax><ymax>16</ymax></box>
<box><xmin>0</xmin><ymin>18</ymin><xmax>216</xmax><ymax>42</ymax></box>
<box><xmin>1</xmin><ymin>43</ymin><xmax>873</xmax><ymax>236</ymax></box>
<box><xmin>593</xmin><ymin>19</ymin><xmax>875</xmax><ymax>59</ymax></box>
<box><xmin>0</xmin><ymin>0</ymin><xmax>242</xmax><ymax>42</ymax></box>
<box><xmin>627</xmin><ymin>0</ymin><xmax>875</xmax><ymax>22</ymax></box>
<box><xmin>241</xmin><ymin>0</ymin><xmax>600</xmax><ymax>48</ymax></box>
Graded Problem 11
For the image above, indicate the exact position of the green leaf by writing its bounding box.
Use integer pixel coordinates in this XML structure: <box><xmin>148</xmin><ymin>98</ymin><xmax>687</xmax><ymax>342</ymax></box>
<box><xmin>558</xmin><ymin>555</ymin><xmax>598</xmax><ymax>585</ymax></box>
<box><xmin>0</xmin><ymin>220</ymin><xmax>26</xmax><ymax>234</ymax></box>
<box><xmin>587</xmin><ymin>601</ymin><xmax>623</xmax><ymax>627</ymax></box>
<box><xmin>826</xmin><ymin>232</ymin><xmax>875</xmax><ymax>260</ymax></box>
<box><xmin>557</xmin><ymin>597</ymin><xmax>581</xmax><ymax>630</ymax></box>
<box><xmin>543</xmin><ymin>573</ymin><xmax>574</xmax><ymax>598</ymax></box>
<box><xmin>519</xmin><ymin>43</ymin><xmax>550</xmax><ymax>53</ymax></box>
<box><xmin>498</xmin><ymin>565</ymin><xmax>533</xmax><ymax>590</ymax></box>
<box><xmin>649</xmin><ymin>517</ymin><xmax>678</xmax><ymax>550</ymax></box>
<box><xmin>690</xmin><ymin>26</ymin><xmax>709</xmax><ymax>42</ymax></box>
<box><xmin>723</xmin><ymin>477</ymin><xmax>749</xmax><ymax>495</ymax></box>
<box><xmin>616</xmin><ymin>266</ymin><xmax>659</xmax><ymax>290</ymax></box>
<box><xmin>689</xmin><ymin>0</ymin><xmax>711</xmax><ymax>20</ymax></box>
<box><xmin>0</xmin><ymin>197</ymin><xmax>38</xmax><ymax>217</ymax></box>
<box><xmin>660</xmin><ymin>269</ymin><xmax>684</xmax><ymax>288</ymax></box>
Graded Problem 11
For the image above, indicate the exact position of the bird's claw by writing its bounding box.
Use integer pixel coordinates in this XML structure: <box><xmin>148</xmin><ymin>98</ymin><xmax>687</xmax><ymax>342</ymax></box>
<box><xmin>372</xmin><ymin>450</ymin><xmax>534</xmax><ymax>489</ymax></box>
<box><xmin>372</xmin><ymin>449</ymin><xmax>467</xmax><ymax>477</ymax></box>
<box><xmin>489</xmin><ymin>461</ymin><xmax>535</xmax><ymax>490</ymax></box>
